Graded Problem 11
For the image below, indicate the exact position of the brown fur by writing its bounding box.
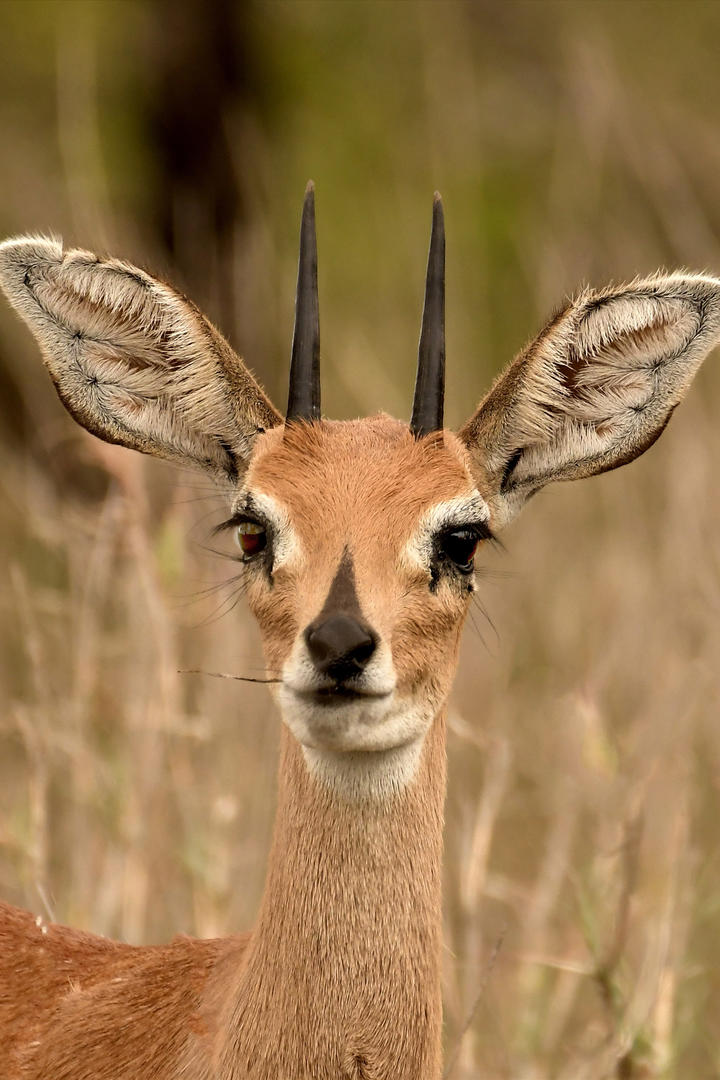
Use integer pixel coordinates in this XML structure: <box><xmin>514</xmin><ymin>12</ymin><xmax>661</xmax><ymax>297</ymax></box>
<box><xmin>245</xmin><ymin>419</ymin><xmax>477</xmax><ymax>699</ymax></box>
<box><xmin>196</xmin><ymin>724</ymin><xmax>446</xmax><ymax>1080</ymax></box>
<box><xmin>0</xmin><ymin>235</ymin><xmax>719</xmax><ymax>1078</ymax></box>
<box><xmin>0</xmin><ymin>900</ymin><xmax>249</xmax><ymax>1079</ymax></box>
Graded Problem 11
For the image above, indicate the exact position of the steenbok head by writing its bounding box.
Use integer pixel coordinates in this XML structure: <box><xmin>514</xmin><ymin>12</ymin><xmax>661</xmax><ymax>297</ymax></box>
<box><xmin>1</xmin><ymin>186</ymin><xmax>719</xmax><ymax>797</ymax></box>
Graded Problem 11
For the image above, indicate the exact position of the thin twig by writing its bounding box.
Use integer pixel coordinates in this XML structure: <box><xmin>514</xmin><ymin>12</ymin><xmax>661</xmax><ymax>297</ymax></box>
<box><xmin>178</xmin><ymin>669</ymin><xmax>281</xmax><ymax>684</ymax></box>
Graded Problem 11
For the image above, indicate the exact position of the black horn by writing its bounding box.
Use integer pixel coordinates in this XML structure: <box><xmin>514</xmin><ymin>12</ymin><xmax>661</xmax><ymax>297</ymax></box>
<box><xmin>410</xmin><ymin>193</ymin><xmax>445</xmax><ymax>438</ymax></box>
<box><xmin>286</xmin><ymin>181</ymin><xmax>321</xmax><ymax>422</ymax></box>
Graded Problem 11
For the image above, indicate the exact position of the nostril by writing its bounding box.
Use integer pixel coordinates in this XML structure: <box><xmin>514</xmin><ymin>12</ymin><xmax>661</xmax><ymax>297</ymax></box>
<box><xmin>305</xmin><ymin>613</ymin><xmax>377</xmax><ymax>680</ymax></box>
<box><xmin>351</xmin><ymin>635</ymin><xmax>375</xmax><ymax>666</ymax></box>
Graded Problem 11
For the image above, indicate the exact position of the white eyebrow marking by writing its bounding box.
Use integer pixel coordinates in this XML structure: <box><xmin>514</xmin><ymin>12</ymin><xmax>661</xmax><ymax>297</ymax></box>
<box><xmin>402</xmin><ymin>493</ymin><xmax>491</xmax><ymax>569</ymax></box>
<box><xmin>237</xmin><ymin>490</ymin><xmax>301</xmax><ymax>569</ymax></box>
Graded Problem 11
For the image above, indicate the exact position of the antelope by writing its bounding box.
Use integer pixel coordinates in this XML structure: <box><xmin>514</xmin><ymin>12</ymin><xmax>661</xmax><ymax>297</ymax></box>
<box><xmin>0</xmin><ymin>184</ymin><xmax>718</xmax><ymax>1080</ymax></box>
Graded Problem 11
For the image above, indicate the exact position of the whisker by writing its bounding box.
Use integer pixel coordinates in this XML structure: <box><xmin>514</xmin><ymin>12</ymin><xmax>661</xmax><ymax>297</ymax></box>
<box><xmin>171</xmin><ymin>493</ymin><xmax>228</xmax><ymax>506</ymax></box>
<box><xmin>191</xmin><ymin>578</ymin><xmax>251</xmax><ymax>628</ymax></box>
<box><xmin>467</xmin><ymin>604</ymin><xmax>490</xmax><ymax>652</ymax></box>
<box><xmin>471</xmin><ymin>592</ymin><xmax>500</xmax><ymax>646</ymax></box>
<box><xmin>475</xmin><ymin>566</ymin><xmax>518</xmax><ymax>582</ymax></box>
<box><xmin>174</xmin><ymin>571</ymin><xmax>247</xmax><ymax>604</ymax></box>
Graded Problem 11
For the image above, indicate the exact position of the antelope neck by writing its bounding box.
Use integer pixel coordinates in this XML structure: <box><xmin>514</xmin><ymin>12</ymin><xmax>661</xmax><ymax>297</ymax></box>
<box><xmin>218</xmin><ymin>720</ymin><xmax>447</xmax><ymax>1080</ymax></box>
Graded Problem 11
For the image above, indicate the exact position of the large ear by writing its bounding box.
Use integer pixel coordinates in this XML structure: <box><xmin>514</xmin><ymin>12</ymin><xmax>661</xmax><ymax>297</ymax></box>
<box><xmin>0</xmin><ymin>236</ymin><xmax>281</xmax><ymax>483</ymax></box>
<box><xmin>459</xmin><ymin>273</ymin><xmax>720</xmax><ymax>529</ymax></box>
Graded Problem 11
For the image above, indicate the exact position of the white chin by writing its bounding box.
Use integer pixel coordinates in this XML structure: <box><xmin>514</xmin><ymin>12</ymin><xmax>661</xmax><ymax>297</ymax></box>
<box><xmin>275</xmin><ymin>688</ymin><xmax>435</xmax><ymax>797</ymax></box>
<box><xmin>276</xmin><ymin>686</ymin><xmax>429</xmax><ymax>754</ymax></box>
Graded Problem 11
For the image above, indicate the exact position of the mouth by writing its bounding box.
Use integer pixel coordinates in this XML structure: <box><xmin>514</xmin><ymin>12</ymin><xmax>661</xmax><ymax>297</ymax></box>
<box><xmin>277</xmin><ymin>678</ymin><xmax>432</xmax><ymax>758</ymax></box>
<box><xmin>296</xmin><ymin>684</ymin><xmax>392</xmax><ymax>706</ymax></box>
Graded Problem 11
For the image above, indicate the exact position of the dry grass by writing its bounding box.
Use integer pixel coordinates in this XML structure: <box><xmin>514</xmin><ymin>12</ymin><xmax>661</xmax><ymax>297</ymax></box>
<box><xmin>1</xmin><ymin>2</ymin><xmax>720</xmax><ymax>1076</ymax></box>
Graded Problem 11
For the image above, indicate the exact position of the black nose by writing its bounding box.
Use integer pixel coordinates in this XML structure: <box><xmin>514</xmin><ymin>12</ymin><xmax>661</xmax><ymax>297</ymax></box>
<box><xmin>305</xmin><ymin>614</ymin><xmax>377</xmax><ymax>683</ymax></box>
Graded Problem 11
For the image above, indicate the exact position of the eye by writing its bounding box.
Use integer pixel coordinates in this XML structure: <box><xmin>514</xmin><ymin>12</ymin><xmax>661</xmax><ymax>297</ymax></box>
<box><xmin>438</xmin><ymin>527</ymin><xmax>480</xmax><ymax>571</ymax></box>
<box><xmin>235</xmin><ymin>520</ymin><xmax>267</xmax><ymax>558</ymax></box>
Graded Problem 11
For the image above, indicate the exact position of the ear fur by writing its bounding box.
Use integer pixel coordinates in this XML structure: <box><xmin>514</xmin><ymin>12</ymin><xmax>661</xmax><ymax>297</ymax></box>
<box><xmin>0</xmin><ymin>236</ymin><xmax>281</xmax><ymax>482</ymax></box>
<box><xmin>459</xmin><ymin>272</ymin><xmax>720</xmax><ymax>528</ymax></box>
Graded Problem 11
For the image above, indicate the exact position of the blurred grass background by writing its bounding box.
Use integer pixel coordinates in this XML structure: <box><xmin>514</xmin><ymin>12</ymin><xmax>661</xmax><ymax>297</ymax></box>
<box><xmin>0</xmin><ymin>1</ymin><xmax>719</xmax><ymax>1076</ymax></box>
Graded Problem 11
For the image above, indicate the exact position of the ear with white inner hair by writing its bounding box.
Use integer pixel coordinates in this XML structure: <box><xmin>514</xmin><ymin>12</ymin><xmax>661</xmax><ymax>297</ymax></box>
<box><xmin>458</xmin><ymin>272</ymin><xmax>720</xmax><ymax>529</ymax></box>
<box><xmin>0</xmin><ymin>236</ymin><xmax>281</xmax><ymax>483</ymax></box>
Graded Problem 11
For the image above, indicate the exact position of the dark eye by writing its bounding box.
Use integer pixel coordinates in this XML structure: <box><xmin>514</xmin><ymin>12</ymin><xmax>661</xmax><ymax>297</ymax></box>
<box><xmin>439</xmin><ymin>527</ymin><xmax>479</xmax><ymax>571</ymax></box>
<box><xmin>235</xmin><ymin>520</ymin><xmax>267</xmax><ymax>558</ymax></box>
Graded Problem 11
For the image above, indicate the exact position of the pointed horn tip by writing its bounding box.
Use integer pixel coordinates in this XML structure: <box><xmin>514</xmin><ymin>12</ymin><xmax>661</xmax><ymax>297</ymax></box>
<box><xmin>433</xmin><ymin>191</ymin><xmax>442</xmax><ymax>205</ymax></box>
<box><xmin>287</xmin><ymin>180</ymin><xmax>320</xmax><ymax>424</ymax></box>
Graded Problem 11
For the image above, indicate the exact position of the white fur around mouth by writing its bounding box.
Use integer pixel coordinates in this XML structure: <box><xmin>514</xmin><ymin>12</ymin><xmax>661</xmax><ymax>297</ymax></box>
<box><xmin>275</xmin><ymin>683</ymin><xmax>435</xmax><ymax>792</ymax></box>
<box><xmin>277</xmin><ymin>684</ymin><xmax>399</xmax><ymax>750</ymax></box>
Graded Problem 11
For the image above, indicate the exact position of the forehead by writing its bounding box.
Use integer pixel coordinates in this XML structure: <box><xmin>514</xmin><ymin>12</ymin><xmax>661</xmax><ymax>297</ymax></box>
<box><xmin>244</xmin><ymin>416</ymin><xmax>476</xmax><ymax>538</ymax></box>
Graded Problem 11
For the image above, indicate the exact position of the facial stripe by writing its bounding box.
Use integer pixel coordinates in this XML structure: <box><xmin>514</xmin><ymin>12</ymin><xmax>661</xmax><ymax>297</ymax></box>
<box><xmin>316</xmin><ymin>548</ymin><xmax>364</xmax><ymax>621</ymax></box>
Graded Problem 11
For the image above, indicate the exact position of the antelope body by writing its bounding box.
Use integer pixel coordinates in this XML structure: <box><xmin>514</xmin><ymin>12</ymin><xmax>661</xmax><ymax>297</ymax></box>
<box><xmin>0</xmin><ymin>187</ymin><xmax>718</xmax><ymax>1079</ymax></box>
